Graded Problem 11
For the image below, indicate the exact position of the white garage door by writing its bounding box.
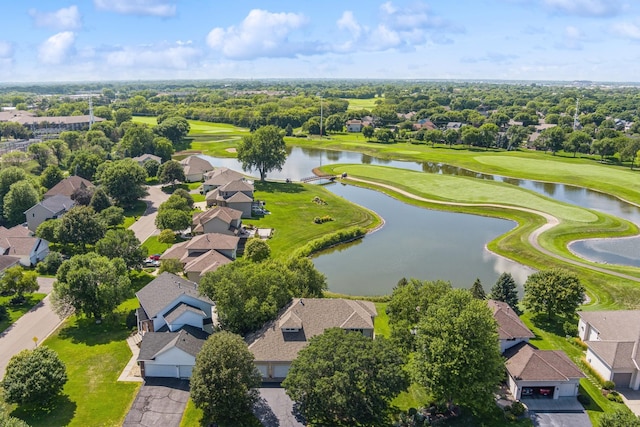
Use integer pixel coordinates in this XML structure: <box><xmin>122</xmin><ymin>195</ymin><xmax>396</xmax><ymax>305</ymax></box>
<box><xmin>179</xmin><ymin>365</ymin><xmax>193</xmax><ymax>378</ymax></box>
<box><xmin>256</xmin><ymin>364</ymin><xmax>268</xmax><ymax>378</ymax></box>
<box><xmin>273</xmin><ymin>364</ymin><xmax>290</xmax><ymax>379</ymax></box>
<box><xmin>145</xmin><ymin>364</ymin><xmax>177</xmax><ymax>378</ymax></box>
<box><xmin>558</xmin><ymin>382</ymin><xmax>578</xmax><ymax>397</ymax></box>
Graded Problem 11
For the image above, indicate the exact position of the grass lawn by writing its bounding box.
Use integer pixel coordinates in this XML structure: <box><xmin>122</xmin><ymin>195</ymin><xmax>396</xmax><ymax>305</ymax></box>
<box><xmin>244</xmin><ymin>181</ymin><xmax>380</xmax><ymax>257</ymax></box>
<box><xmin>0</xmin><ymin>293</ymin><xmax>46</xmax><ymax>333</ymax></box>
<box><xmin>122</xmin><ymin>200</ymin><xmax>148</xmax><ymax>229</ymax></box>
<box><xmin>344</xmin><ymin>97</ymin><xmax>381</xmax><ymax>110</ymax></box>
<box><xmin>141</xmin><ymin>235</ymin><xmax>173</xmax><ymax>256</ymax></box>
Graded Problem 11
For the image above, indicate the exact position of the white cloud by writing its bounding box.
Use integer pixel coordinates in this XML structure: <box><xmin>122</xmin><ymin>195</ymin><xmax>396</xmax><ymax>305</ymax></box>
<box><xmin>206</xmin><ymin>9</ymin><xmax>315</xmax><ymax>59</ymax></box>
<box><xmin>93</xmin><ymin>0</ymin><xmax>176</xmax><ymax>17</ymax></box>
<box><xmin>0</xmin><ymin>41</ymin><xmax>13</xmax><ymax>58</ymax></box>
<box><xmin>542</xmin><ymin>0</ymin><xmax>622</xmax><ymax>17</ymax></box>
<box><xmin>611</xmin><ymin>22</ymin><xmax>640</xmax><ymax>39</ymax></box>
<box><xmin>29</xmin><ymin>6</ymin><xmax>81</xmax><ymax>30</ymax></box>
<box><xmin>38</xmin><ymin>31</ymin><xmax>76</xmax><ymax>65</ymax></box>
<box><xmin>556</xmin><ymin>25</ymin><xmax>584</xmax><ymax>49</ymax></box>
<box><xmin>106</xmin><ymin>42</ymin><xmax>199</xmax><ymax>69</ymax></box>
<box><xmin>337</xmin><ymin>11</ymin><xmax>361</xmax><ymax>38</ymax></box>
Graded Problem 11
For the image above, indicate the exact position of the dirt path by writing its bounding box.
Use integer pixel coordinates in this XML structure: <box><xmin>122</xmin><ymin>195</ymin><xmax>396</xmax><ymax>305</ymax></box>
<box><xmin>345</xmin><ymin>177</ymin><xmax>640</xmax><ymax>285</ymax></box>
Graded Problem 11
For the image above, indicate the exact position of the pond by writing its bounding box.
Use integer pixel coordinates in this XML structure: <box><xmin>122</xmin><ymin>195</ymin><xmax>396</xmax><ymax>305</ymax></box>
<box><xmin>200</xmin><ymin>146</ymin><xmax>640</xmax><ymax>294</ymax></box>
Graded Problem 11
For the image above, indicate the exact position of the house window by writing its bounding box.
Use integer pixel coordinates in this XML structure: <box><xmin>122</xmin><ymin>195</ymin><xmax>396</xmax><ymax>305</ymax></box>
<box><xmin>282</xmin><ymin>328</ymin><xmax>299</xmax><ymax>332</ymax></box>
<box><xmin>347</xmin><ymin>328</ymin><xmax>364</xmax><ymax>334</ymax></box>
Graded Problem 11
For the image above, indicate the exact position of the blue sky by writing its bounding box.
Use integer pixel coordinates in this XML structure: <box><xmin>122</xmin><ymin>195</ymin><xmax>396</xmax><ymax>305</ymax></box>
<box><xmin>2</xmin><ymin>0</ymin><xmax>640</xmax><ymax>83</ymax></box>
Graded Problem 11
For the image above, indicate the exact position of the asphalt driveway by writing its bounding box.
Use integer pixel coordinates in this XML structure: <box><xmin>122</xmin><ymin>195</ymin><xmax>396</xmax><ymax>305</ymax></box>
<box><xmin>254</xmin><ymin>385</ymin><xmax>305</xmax><ymax>427</ymax></box>
<box><xmin>123</xmin><ymin>378</ymin><xmax>190</xmax><ymax>427</ymax></box>
<box><xmin>524</xmin><ymin>397</ymin><xmax>591</xmax><ymax>427</ymax></box>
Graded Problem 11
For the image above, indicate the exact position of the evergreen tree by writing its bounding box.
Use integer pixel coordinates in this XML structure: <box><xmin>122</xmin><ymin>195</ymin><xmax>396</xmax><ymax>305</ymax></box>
<box><xmin>489</xmin><ymin>272</ymin><xmax>520</xmax><ymax>314</ymax></box>
<box><xmin>470</xmin><ymin>278</ymin><xmax>486</xmax><ymax>299</ymax></box>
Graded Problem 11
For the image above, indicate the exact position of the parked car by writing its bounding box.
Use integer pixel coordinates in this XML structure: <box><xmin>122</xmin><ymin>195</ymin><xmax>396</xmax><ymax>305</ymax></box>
<box><xmin>149</xmin><ymin>254</ymin><xmax>161</xmax><ymax>261</ymax></box>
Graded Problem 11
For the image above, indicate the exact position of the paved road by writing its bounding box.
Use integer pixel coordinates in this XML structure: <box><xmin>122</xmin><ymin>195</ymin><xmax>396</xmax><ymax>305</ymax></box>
<box><xmin>122</xmin><ymin>378</ymin><xmax>189</xmax><ymax>427</ymax></box>
<box><xmin>0</xmin><ymin>278</ymin><xmax>63</xmax><ymax>380</ymax></box>
<box><xmin>128</xmin><ymin>185</ymin><xmax>170</xmax><ymax>243</ymax></box>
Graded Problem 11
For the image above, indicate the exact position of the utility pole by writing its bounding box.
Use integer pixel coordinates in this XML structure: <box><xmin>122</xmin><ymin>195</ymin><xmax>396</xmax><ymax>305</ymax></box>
<box><xmin>573</xmin><ymin>97</ymin><xmax>580</xmax><ymax>131</ymax></box>
<box><xmin>89</xmin><ymin>96</ymin><xmax>95</xmax><ymax>130</ymax></box>
<box><xmin>319</xmin><ymin>94</ymin><xmax>323</xmax><ymax>139</ymax></box>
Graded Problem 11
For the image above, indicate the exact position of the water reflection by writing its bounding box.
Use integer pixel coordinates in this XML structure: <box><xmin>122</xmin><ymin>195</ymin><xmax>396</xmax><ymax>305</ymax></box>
<box><xmin>199</xmin><ymin>146</ymin><xmax>640</xmax><ymax>268</ymax></box>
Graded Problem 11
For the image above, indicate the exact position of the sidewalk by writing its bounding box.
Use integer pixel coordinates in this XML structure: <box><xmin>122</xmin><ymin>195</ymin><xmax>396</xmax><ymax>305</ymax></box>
<box><xmin>118</xmin><ymin>334</ymin><xmax>143</xmax><ymax>382</ymax></box>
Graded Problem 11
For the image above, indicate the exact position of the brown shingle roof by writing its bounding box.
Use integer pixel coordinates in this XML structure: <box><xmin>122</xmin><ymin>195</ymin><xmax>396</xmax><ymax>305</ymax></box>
<box><xmin>219</xmin><ymin>180</ymin><xmax>254</xmax><ymax>193</ymax></box>
<box><xmin>488</xmin><ymin>300</ymin><xmax>535</xmax><ymax>341</ymax></box>
<box><xmin>183</xmin><ymin>249</ymin><xmax>232</xmax><ymax>275</ymax></box>
<box><xmin>505</xmin><ymin>342</ymin><xmax>585</xmax><ymax>381</ymax></box>
<box><xmin>185</xmin><ymin>233</ymin><xmax>239</xmax><ymax>252</ymax></box>
<box><xmin>203</xmin><ymin>168</ymin><xmax>245</xmax><ymax>186</ymax></box>
<box><xmin>44</xmin><ymin>176</ymin><xmax>93</xmax><ymax>199</ymax></box>
<box><xmin>247</xmin><ymin>298</ymin><xmax>376</xmax><ymax>363</ymax></box>
<box><xmin>180</xmin><ymin>156</ymin><xmax>213</xmax><ymax>175</ymax></box>
<box><xmin>193</xmin><ymin>207</ymin><xmax>242</xmax><ymax>226</ymax></box>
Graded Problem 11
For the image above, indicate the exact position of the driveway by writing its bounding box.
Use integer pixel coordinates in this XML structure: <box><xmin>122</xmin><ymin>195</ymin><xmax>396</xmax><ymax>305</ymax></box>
<box><xmin>122</xmin><ymin>378</ymin><xmax>190</xmax><ymax>427</ymax></box>
<box><xmin>254</xmin><ymin>385</ymin><xmax>305</xmax><ymax>427</ymax></box>
<box><xmin>524</xmin><ymin>397</ymin><xmax>591</xmax><ymax>427</ymax></box>
<box><xmin>619</xmin><ymin>389</ymin><xmax>640</xmax><ymax>416</ymax></box>
<box><xmin>128</xmin><ymin>185</ymin><xmax>170</xmax><ymax>243</ymax></box>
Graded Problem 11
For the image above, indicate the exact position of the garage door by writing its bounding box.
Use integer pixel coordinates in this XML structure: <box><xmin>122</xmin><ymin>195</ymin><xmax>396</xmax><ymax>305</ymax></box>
<box><xmin>145</xmin><ymin>364</ymin><xmax>177</xmax><ymax>378</ymax></box>
<box><xmin>179</xmin><ymin>365</ymin><xmax>193</xmax><ymax>378</ymax></box>
<box><xmin>273</xmin><ymin>365</ymin><xmax>290</xmax><ymax>379</ymax></box>
<box><xmin>558</xmin><ymin>383</ymin><xmax>578</xmax><ymax>397</ymax></box>
<box><xmin>613</xmin><ymin>373</ymin><xmax>632</xmax><ymax>389</ymax></box>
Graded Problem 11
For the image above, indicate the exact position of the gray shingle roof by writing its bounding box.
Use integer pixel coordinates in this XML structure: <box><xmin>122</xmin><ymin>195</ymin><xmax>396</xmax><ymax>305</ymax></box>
<box><xmin>247</xmin><ymin>298</ymin><xmax>377</xmax><ymax>362</ymax></box>
<box><xmin>44</xmin><ymin>176</ymin><xmax>93</xmax><ymax>199</ymax></box>
<box><xmin>203</xmin><ymin>168</ymin><xmax>244</xmax><ymax>186</ymax></box>
<box><xmin>37</xmin><ymin>194</ymin><xmax>75</xmax><ymax>214</ymax></box>
<box><xmin>186</xmin><ymin>233</ymin><xmax>239</xmax><ymax>251</ymax></box>
<box><xmin>579</xmin><ymin>311</ymin><xmax>640</xmax><ymax>341</ymax></box>
<box><xmin>587</xmin><ymin>340</ymin><xmax>638</xmax><ymax>369</ymax></box>
<box><xmin>505</xmin><ymin>342</ymin><xmax>585</xmax><ymax>381</ymax></box>
<box><xmin>164</xmin><ymin>303</ymin><xmax>206</xmax><ymax>325</ymax></box>
<box><xmin>488</xmin><ymin>300</ymin><xmax>535</xmax><ymax>341</ymax></box>
<box><xmin>136</xmin><ymin>272</ymin><xmax>212</xmax><ymax>320</ymax></box>
<box><xmin>138</xmin><ymin>326</ymin><xmax>209</xmax><ymax>360</ymax></box>
<box><xmin>180</xmin><ymin>156</ymin><xmax>213</xmax><ymax>175</ymax></box>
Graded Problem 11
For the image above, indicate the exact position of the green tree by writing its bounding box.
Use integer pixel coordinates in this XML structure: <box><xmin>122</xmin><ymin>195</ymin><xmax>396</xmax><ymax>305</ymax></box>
<box><xmin>244</xmin><ymin>238</ymin><xmax>270</xmax><ymax>262</ymax></box>
<box><xmin>387</xmin><ymin>278</ymin><xmax>452</xmax><ymax>351</ymax></box>
<box><xmin>444</xmin><ymin>128</ymin><xmax>459</xmax><ymax>146</ymax></box>
<box><xmin>200</xmin><ymin>258</ymin><xmax>326</xmax><ymax>334</ymax></box>
<box><xmin>2</xmin><ymin>346</ymin><xmax>67</xmax><ymax>408</ymax></box>
<box><xmin>96</xmin><ymin>159</ymin><xmax>148</xmax><ymax>207</ymax></box>
<box><xmin>172</xmin><ymin>188</ymin><xmax>194</xmax><ymax>208</ymax></box>
<box><xmin>120</xmin><ymin>123</ymin><xmax>155</xmax><ymax>157</ymax></box>
<box><xmin>57</xmin><ymin>206</ymin><xmax>106</xmax><ymax>249</ymax></box>
<box><xmin>69</xmin><ymin>149</ymin><xmax>104</xmax><ymax>181</ymax></box>
<box><xmin>40</xmin><ymin>165</ymin><xmax>64</xmax><ymax>190</ymax></box>
<box><xmin>0</xmin><ymin>167</ymin><xmax>28</xmax><ymax>219</ymax></box>
<box><xmin>157</xmin><ymin>160</ymin><xmax>186</xmax><ymax>185</ymax></box>
<box><xmin>0</xmin><ymin>266</ymin><xmax>38</xmax><ymax>300</ymax></box>
<box><xmin>362</xmin><ymin>125</ymin><xmax>374</xmax><ymax>140</ymax></box>
<box><xmin>284</xmin><ymin>123</ymin><xmax>293</xmax><ymax>136</ymax></box>
<box><xmin>283</xmin><ymin>328</ymin><xmax>409</xmax><ymax>427</ymax></box>
<box><xmin>523</xmin><ymin>268</ymin><xmax>585</xmax><ymax>320</ymax></box>
<box><xmin>190</xmin><ymin>332</ymin><xmax>262</xmax><ymax>424</ymax></box>
<box><xmin>155</xmin><ymin>209</ymin><xmax>191</xmax><ymax>231</ymax></box>
<box><xmin>46</xmin><ymin>139</ymin><xmax>71</xmax><ymax>165</ymax></box>
<box><xmin>488</xmin><ymin>272</ymin><xmax>520</xmax><ymax>313</ymax></box>
<box><xmin>143</xmin><ymin>158</ymin><xmax>160</xmax><ymax>177</ymax></box>
<box><xmin>564</xmin><ymin>130</ymin><xmax>592</xmax><ymax>157</ymax></box>
<box><xmin>152</xmin><ymin>137</ymin><xmax>174</xmax><ymax>162</ymax></box>
<box><xmin>461</xmin><ymin>126</ymin><xmax>482</xmax><ymax>147</ymax></box>
<box><xmin>598</xmin><ymin>408</ymin><xmax>640</xmax><ymax>427</ymax></box>
<box><xmin>114</xmin><ymin>107</ymin><xmax>132</xmax><ymax>126</ymax></box>
<box><xmin>375</xmin><ymin>128</ymin><xmax>395</xmax><ymax>143</ymax></box>
<box><xmin>154</xmin><ymin>116</ymin><xmax>190</xmax><ymax>144</ymax></box>
<box><xmin>160</xmin><ymin>193</ymin><xmax>191</xmax><ymax>213</ymax></box>
<box><xmin>28</xmin><ymin>142</ymin><xmax>56</xmax><ymax>171</ymax></box>
<box><xmin>158</xmin><ymin>258</ymin><xmax>183</xmax><ymax>274</ymax></box>
<box><xmin>411</xmin><ymin>289</ymin><xmax>504</xmax><ymax>415</ymax></box>
<box><xmin>237</xmin><ymin>125</ymin><xmax>287</xmax><ymax>181</ymax></box>
<box><xmin>35</xmin><ymin>219</ymin><xmax>60</xmax><ymax>243</ymax></box>
<box><xmin>89</xmin><ymin>187</ymin><xmax>112</xmax><ymax>212</ymax></box>
<box><xmin>324</xmin><ymin>113</ymin><xmax>345</xmax><ymax>133</ymax></box>
<box><xmin>541</xmin><ymin>126</ymin><xmax>566</xmax><ymax>154</ymax></box>
<box><xmin>470</xmin><ymin>278</ymin><xmax>486</xmax><ymax>299</ymax></box>
<box><xmin>60</xmin><ymin>131</ymin><xmax>83</xmax><ymax>151</ymax></box>
<box><xmin>157</xmin><ymin>228</ymin><xmax>176</xmax><ymax>244</ymax></box>
<box><xmin>506</xmin><ymin>125</ymin><xmax>529</xmax><ymax>149</ymax></box>
<box><xmin>4</xmin><ymin>180</ymin><xmax>39</xmax><ymax>226</ymax></box>
<box><xmin>98</xmin><ymin>205</ymin><xmax>125</xmax><ymax>228</ymax></box>
<box><xmin>52</xmin><ymin>254</ymin><xmax>131</xmax><ymax>319</ymax></box>
<box><xmin>95</xmin><ymin>229</ymin><xmax>147</xmax><ymax>269</ymax></box>
<box><xmin>479</xmin><ymin>122</ymin><xmax>500</xmax><ymax>148</ymax></box>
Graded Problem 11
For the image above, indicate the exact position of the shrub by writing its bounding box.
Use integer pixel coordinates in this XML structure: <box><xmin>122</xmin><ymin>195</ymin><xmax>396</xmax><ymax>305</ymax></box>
<box><xmin>0</xmin><ymin>304</ymin><xmax>7</xmax><ymax>321</ymax></box>
<box><xmin>157</xmin><ymin>229</ymin><xmax>176</xmax><ymax>244</ymax></box>
<box><xmin>36</xmin><ymin>251</ymin><xmax>64</xmax><ymax>275</ymax></box>
<box><xmin>577</xmin><ymin>394</ymin><xmax>590</xmax><ymax>405</ymax></box>
<box><xmin>603</xmin><ymin>380</ymin><xmax>616</xmax><ymax>391</ymax></box>
<box><xmin>510</xmin><ymin>401</ymin><xmax>525</xmax><ymax>416</ymax></box>
<box><xmin>607</xmin><ymin>391</ymin><xmax>623</xmax><ymax>403</ymax></box>
<box><xmin>563</xmin><ymin>320</ymin><xmax>578</xmax><ymax>337</ymax></box>
<box><xmin>313</xmin><ymin>215</ymin><xmax>334</xmax><ymax>224</ymax></box>
<box><xmin>292</xmin><ymin>227</ymin><xmax>366</xmax><ymax>258</ymax></box>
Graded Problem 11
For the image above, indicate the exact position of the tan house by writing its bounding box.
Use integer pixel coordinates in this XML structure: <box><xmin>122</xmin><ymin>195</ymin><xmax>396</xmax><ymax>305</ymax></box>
<box><xmin>205</xmin><ymin>180</ymin><xmax>254</xmax><ymax>217</ymax></box>
<box><xmin>578</xmin><ymin>311</ymin><xmax>640</xmax><ymax>389</ymax></box>
<box><xmin>247</xmin><ymin>298</ymin><xmax>377</xmax><ymax>381</ymax></box>
<box><xmin>24</xmin><ymin>194</ymin><xmax>75</xmax><ymax>232</ymax></box>
<box><xmin>43</xmin><ymin>175</ymin><xmax>93</xmax><ymax>199</ymax></box>
<box><xmin>192</xmin><ymin>207</ymin><xmax>242</xmax><ymax>235</ymax></box>
<box><xmin>132</xmin><ymin>153</ymin><xmax>162</xmax><ymax>165</ymax></box>
<box><xmin>182</xmin><ymin>250</ymin><xmax>233</xmax><ymax>283</ymax></box>
<box><xmin>180</xmin><ymin>156</ymin><xmax>214</xmax><ymax>182</ymax></box>
<box><xmin>345</xmin><ymin>119</ymin><xmax>363</xmax><ymax>132</ymax></box>
<box><xmin>0</xmin><ymin>225</ymin><xmax>49</xmax><ymax>266</ymax></box>
<box><xmin>202</xmin><ymin>167</ymin><xmax>245</xmax><ymax>193</ymax></box>
<box><xmin>489</xmin><ymin>299</ymin><xmax>584</xmax><ymax>400</ymax></box>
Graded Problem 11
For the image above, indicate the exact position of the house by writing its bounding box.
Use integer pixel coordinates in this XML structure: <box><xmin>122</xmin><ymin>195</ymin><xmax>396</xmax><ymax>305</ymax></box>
<box><xmin>489</xmin><ymin>300</ymin><xmax>584</xmax><ymax>400</ymax></box>
<box><xmin>247</xmin><ymin>298</ymin><xmax>376</xmax><ymax>381</ymax></box>
<box><xmin>446</xmin><ymin>122</ymin><xmax>463</xmax><ymax>130</ymax></box>
<box><xmin>578</xmin><ymin>311</ymin><xmax>640</xmax><ymax>389</ymax></box>
<box><xmin>0</xmin><ymin>225</ymin><xmax>49</xmax><ymax>266</ymax></box>
<box><xmin>135</xmin><ymin>272</ymin><xmax>215</xmax><ymax>378</ymax></box>
<box><xmin>202</xmin><ymin>167</ymin><xmax>245</xmax><ymax>193</ymax></box>
<box><xmin>205</xmin><ymin>180</ymin><xmax>254</xmax><ymax>217</ymax></box>
<box><xmin>412</xmin><ymin>119</ymin><xmax>437</xmax><ymax>131</ymax></box>
<box><xmin>345</xmin><ymin>119</ymin><xmax>363</xmax><ymax>132</ymax></box>
<box><xmin>161</xmin><ymin>232</ymin><xmax>239</xmax><ymax>265</ymax></box>
<box><xmin>0</xmin><ymin>111</ymin><xmax>105</xmax><ymax>139</ymax></box>
<box><xmin>24</xmin><ymin>194</ymin><xmax>75</xmax><ymax>232</ymax></box>
<box><xmin>488</xmin><ymin>300</ymin><xmax>535</xmax><ymax>353</ymax></box>
<box><xmin>132</xmin><ymin>153</ymin><xmax>162</xmax><ymax>165</ymax></box>
<box><xmin>179</xmin><ymin>156</ymin><xmax>214</xmax><ymax>182</ymax></box>
<box><xmin>43</xmin><ymin>175</ymin><xmax>93</xmax><ymax>199</ymax></box>
<box><xmin>504</xmin><ymin>342</ymin><xmax>585</xmax><ymax>400</ymax></box>
<box><xmin>192</xmin><ymin>207</ymin><xmax>243</xmax><ymax>235</ymax></box>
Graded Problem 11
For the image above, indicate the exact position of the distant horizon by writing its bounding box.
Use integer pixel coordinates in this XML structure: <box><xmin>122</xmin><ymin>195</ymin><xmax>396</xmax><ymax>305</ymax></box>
<box><xmin>3</xmin><ymin>1</ymin><xmax>640</xmax><ymax>83</ymax></box>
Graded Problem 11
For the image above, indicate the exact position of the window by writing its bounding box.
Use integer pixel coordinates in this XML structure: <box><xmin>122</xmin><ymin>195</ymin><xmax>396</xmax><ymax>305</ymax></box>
<box><xmin>282</xmin><ymin>328</ymin><xmax>299</xmax><ymax>333</ymax></box>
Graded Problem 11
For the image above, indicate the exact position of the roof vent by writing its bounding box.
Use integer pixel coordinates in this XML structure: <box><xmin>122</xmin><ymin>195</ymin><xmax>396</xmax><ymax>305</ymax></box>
<box><xmin>299</xmin><ymin>299</ymin><xmax>304</xmax><ymax>306</ymax></box>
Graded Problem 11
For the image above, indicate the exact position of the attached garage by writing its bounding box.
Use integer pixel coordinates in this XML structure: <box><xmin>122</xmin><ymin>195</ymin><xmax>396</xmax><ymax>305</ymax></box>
<box><xmin>179</xmin><ymin>365</ymin><xmax>193</xmax><ymax>379</ymax></box>
<box><xmin>256</xmin><ymin>364</ymin><xmax>268</xmax><ymax>378</ymax></box>
<box><xmin>145</xmin><ymin>364</ymin><xmax>177</xmax><ymax>378</ymax></box>
<box><xmin>613</xmin><ymin>373</ymin><xmax>633</xmax><ymax>389</ymax></box>
<box><xmin>558</xmin><ymin>382</ymin><xmax>580</xmax><ymax>397</ymax></box>
<box><xmin>273</xmin><ymin>364</ymin><xmax>290</xmax><ymax>379</ymax></box>
<box><xmin>138</xmin><ymin>329</ymin><xmax>206</xmax><ymax>379</ymax></box>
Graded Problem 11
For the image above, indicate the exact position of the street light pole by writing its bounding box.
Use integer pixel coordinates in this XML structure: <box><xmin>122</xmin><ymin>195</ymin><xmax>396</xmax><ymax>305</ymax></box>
<box><xmin>319</xmin><ymin>94</ymin><xmax>323</xmax><ymax>139</ymax></box>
